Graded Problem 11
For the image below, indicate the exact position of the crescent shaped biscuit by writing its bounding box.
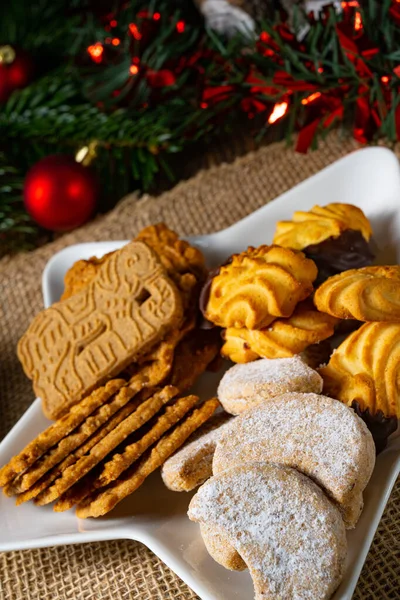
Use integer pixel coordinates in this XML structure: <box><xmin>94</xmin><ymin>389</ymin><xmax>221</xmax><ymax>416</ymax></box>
<box><xmin>204</xmin><ymin>246</ymin><xmax>317</xmax><ymax>330</ymax></box>
<box><xmin>273</xmin><ymin>203</ymin><xmax>372</xmax><ymax>249</ymax></box>
<box><xmin>188</xmin><ymin>463</ymin><xmax>347</xmax><ymax>600</ymax></box>
<box><xmin>217</xmin><ymin>357</ymin><xmax>323</xmax><ymax>415</ymax></box>
<box><xmin>314</xmin><ymin>265</ymin><xmax>400</xmax><ymax>322</ymax></box>
<box><xmin>221</xmin><ymin>302</ymin><xmax>338</xmax><ymax>363</ymax></box>
<box><xmin>213</xmin><ymin>393</ymin><xmax>375</xmax><ymax>528</ymax></box>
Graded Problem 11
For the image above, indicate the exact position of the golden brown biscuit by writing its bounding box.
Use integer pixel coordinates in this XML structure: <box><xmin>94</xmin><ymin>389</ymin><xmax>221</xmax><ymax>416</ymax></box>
<box><xmin>221</xmin><ymin>302</ymin><xmax>338</xmax><ymax>363</ymax></box>
<box><xmin>5</xmin><ymin>384</ymin><xmax>142</xmax><ymax>495</ymax></box>
<box><xmin>62</xmin><ymin>224</ymin><xmax>206</xmax><ymax>307</ymax></box>
<box><xmin>55</xmin><ymin>393</ymin><xmax>201</xmax><ymax>511</ymax></box>
<box><xmin>213</xmin><ymin>393</ymin><xmax>375</xmax><ymax>528</ymax></box>
<box><xmin>204</xmin><ymin>245</ymin><xmax>317</xmax><ymax>330</ymax></box>
<box><xmin>320</xmin><ymin>321</ymin><xmax>400</xmax><ymax>420</ymax></box>
<box><xmin>0</xmin><ymin>379</ymin><xmax>125</xmax><ymax>487</ymax></box>
<box><xmin>136</xmin><ymin>223</ymin><xmax>207</xmax><ymax>281</ymax></box>
<box><xmin>14</xmin><ymin>391</ymin><xmax>153</xmax><ymax>505</ymax></box>
<box><xmin>188</xmin><ymin>463</ymin><xmax>347</xmax><ymax>600</ymax></box>
<box><xmin>76</xmin><ymin>397</ymin><xmax>220</xmax><ymax>518</ymax></box>
<box><xmin>314</xmin><ymin>265</ymin><xmax>400</xmax><ymax>322</ymax></box>
<box><xmin>273</xmin><ymin>203</ymin><xmax>372</xmax><ymax>249</ymax></box>
<box><xmin>161</xmin><ymin>413</ymin><xmax>232</xmax><ymax>492</ymax></box>
<box><xmin>34</xmin><ymin>386</ymin><xmax>178</xmax><ymax>506</ymax></box>
<box><xmin>61</xmin><ymin>254</ymin><xmax>111</xmax><ymax>300</ymax></box>
<box><xmin>18</xmin><ymin>241</ymin><xmax>183</xmax><ymax>419</ymax></box>
<box><xmin>168</xmin><ymin>328</ymin><xmax>222</xmax><ymax>393</ymax></box>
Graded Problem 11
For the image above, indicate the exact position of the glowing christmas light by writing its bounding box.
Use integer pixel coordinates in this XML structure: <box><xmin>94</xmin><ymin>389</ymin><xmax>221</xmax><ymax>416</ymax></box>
<box><xmin>381</xmin><ymin>75</ymin><xmax>389</xmax><ymax>83</ymax></box>
<box><xmin>176</xmin><ymin>20</ymin><xmax>185</xmax><ymax>33</ymax></box>
<box><xmin>110</xmin><ymin>20</ymin><xmax>117</xmax><ymax>27</ymax></box>
<box><xmin>301</xmin><ymin>92</ymin><xmax>322</xmax><ymax>105</ymax></box>
<box><xmin>87</xmin><ymin>43</ymin><xmax>103</xmax><ymax>64</ymax></box>
<box><xmin>153</xmin><ymin>12</ymin><xmax>161</xmax><ymax>20</ymax></box>
<box><xmin>268</xmin><ymin>101</ymin><xmax>288</xmax><ymax>124</ymax></box>
<box><xmin>112</xmin><ymin>38</ymin><xmax>120</xmax><ymax>46</ymax></box>
<box><xmin>130</xmin><ymin>64</ymin><xmax>139</xmax><ymax>75</ymax></box>
<box><xmin>129</xmin><ymin>23</ymin><xmax>142</xmax><ymax>40</ymax></box>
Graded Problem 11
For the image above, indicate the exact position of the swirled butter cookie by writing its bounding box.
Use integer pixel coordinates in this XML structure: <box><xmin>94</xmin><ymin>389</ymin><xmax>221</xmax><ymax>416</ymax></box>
<box><xmin>314</xmin><ymin>265</ymin><xmax>400</xmax><ymax>322</ymax></box>
<box><xmin>217</xmin><ymin>357</ymin><xmax>322</xmax><ymax>415</ymax></box>
<box><xmin>213</xmin><ymin>393</ymin><xmax>375</xmax><ymax>528</ymax></box>
<box><xmin>188</xmin><ymin>463</ymin><xmax>347</xmax><ymax>600</ymax></box>
<box><xmin>320</xmin><ymin>322</ymin><xmax>400</xmax><ymax>450</ymax></box>
<box><xmin>204</xmin><ymin>245</ymin><xmax>317</xmax><ymax>330</ymax></box>
<box><xmin>221</xmin><ymin>301</ymin><xmax>338</xmax><ymax>363</ymax></box>
<box><xmin>273</xmin><ymin>203</ymin><xmax>374</xmax><ymax>282</ymax></box>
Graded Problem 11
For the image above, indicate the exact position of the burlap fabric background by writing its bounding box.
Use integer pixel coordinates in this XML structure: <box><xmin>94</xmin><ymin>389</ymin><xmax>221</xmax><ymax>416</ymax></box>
<box><xmin>0</xmin><ymin>133</ymin><xmax>399</xmax><ymax>599</ymax></box>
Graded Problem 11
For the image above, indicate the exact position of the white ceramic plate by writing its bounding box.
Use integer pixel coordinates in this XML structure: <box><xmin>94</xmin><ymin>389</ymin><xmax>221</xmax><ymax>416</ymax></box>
<box><xmin>1</xmin><ymin>147</ymin><xmax>400</xmax><ymax>600</ymax></box>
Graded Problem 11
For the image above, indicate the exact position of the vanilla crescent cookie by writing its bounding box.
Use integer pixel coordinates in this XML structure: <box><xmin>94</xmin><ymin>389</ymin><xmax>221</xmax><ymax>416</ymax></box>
<box><xmin>213</xmin><ymin>393</ymin><xmax>375</xmax><ymax>528</ymax></box>
<box><xmin>314</xmin><ymin>265</ymin><xmax>400</xmax><ymax>322</ymax></box>
<box><xmin>273</xmin><ymin>203</ymin><xmax>372</xmax><ymax>249</ymax></box>
<box><xmin>161</xmin><ymin>413</ymin><xmax>232</xmax><ymax>492</ymax></box>
<box><xmin>204</xmin><ymin>245</ymin><xmax>317</xmax><ymax>329</ymax></box>
<box><xmin>217</xmin><ymin>357</ymin><xmax>323</xmax><ymax>415</ymax></box>
<box><xmin>221</xmin><ymin>301</ymin><xmax>339</xmax><ymax>363</ymax></box>
<box><xmin>188</xmin><ymin>463</ymin><xmax>347</xmax><ymax>600</ymax></box>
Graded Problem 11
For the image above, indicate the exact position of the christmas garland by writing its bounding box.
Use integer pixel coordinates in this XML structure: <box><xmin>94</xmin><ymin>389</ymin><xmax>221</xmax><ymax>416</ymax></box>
<box><xmin>1</xmin><ymin>0</ymin><xmax>400</xmax><ymax>251</ymax></box>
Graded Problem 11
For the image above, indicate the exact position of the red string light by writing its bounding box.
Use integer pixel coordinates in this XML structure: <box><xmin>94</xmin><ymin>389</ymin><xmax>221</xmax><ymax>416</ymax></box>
<box><xmin>111</xmin><ymin>38</ymin><xmax>120</xmax><ymax>46</ymax></box>
<box><xmin>87</xmin><ymin>42</ymin><xmax>103</xmax><ymax>64</ymax></box>
<box><xmin>153</xmin><ymin>12</ymin><xmax>161</xmax><ymax>21</ymax></box>
<box><xmin>130</xmin><ymin>64</ymin><xmax>139</xmax><ymax>75</ymax></box>
<box><xmin>200</xmin><ymin>101</ymin><xmax>208</xmax><ymax>109</ymax></box>
<box><xmin>268</xmin><ymin>101</ymin><xmax>288</xmax><ymax>124</ymax></box>
<box><xmin>260</xmin><ymin>32</ymin><xmax>269</xmax><ymax>42</ymax></box>
<box><xmin>354</xmin><ymin>11</ymin><xmax>363</xmax><ymax>31</ymax></box>
<box><xmin>176</xmin><ymin>20</ymin><xmax>185</xmax><ymax>33</ymax></box>
<box><xmin>381</xmin><ymin>75</ymin><xmax>389</xmax><ymax>83</ymax></box>
<box><xmin>129</xmin><ymin>23</ymin><xmax>142</xmax><ymax>40</ymax></box>
<box><xmin>110</xmin><ymin>19</ymin><xmax>117</xmax><ymax>27</ymax></box>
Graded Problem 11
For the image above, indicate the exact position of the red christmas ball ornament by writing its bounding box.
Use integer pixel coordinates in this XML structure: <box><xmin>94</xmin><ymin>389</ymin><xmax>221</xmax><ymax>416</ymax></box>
<box><xmin>24</xmin><ymin>155</ymin><xmax>98</xmax><ymax>232</ymax></box>
<box><xmin>0</xmin><ymin>45</ymin><xmax>35</xmax><ymax>103</ymax></box>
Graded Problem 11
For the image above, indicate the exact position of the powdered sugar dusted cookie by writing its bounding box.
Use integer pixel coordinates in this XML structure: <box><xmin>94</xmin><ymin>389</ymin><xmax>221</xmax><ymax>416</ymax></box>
<box><xmin>213</xmin><ymin>392</ymin><xmax>375</xmax><ymax>528</ymax></box>
<box><xmin>189</xmin><ymin>463</ymin><xmax>347</xmax><ymax>600</ymax></box>
<box><xmin>161</xmin><ymin>413</ymin><xmax>232</xmax><ymax>492</ymax></box>
<box><xmin>217</xmin><ymin>357</ymin><xmax>323</xmax><ymax>415</ymax></box>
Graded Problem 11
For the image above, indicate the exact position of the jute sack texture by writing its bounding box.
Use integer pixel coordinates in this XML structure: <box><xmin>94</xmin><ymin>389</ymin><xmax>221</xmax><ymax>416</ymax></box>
<box><xmin>0</xmin><ymin>133</ymin><xmax>398</xmax><ymax>599</ymax></box>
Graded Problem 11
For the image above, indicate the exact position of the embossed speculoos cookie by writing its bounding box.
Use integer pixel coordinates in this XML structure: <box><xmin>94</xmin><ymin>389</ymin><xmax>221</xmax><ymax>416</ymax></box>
<box><xmin>161</xmin><ymin>413</ymin><xmax>232</xmax><ymax>492</ymax></box>
<box><xmin>188</xmin><ymin>463</ymin><xmax>347</xmax><ymax>600</ymax></box>
<box><xmin>221</xmin><ymin>301</ymin><xmax>338</xmax><ymax>363</ymax></box>
<box><xmin>18</xmin><ymin>240</ymin><xmax>183</xmax><ymax>419</ymax></box>
<box><xmin>213</xmin><ymin>393</ymin><xmax>375</xmax><ymax>528</ymax></box>
<box><xmin>217</xmin><ymin>357</ymin><xmax>323</xmax><ymax>415</ymax></box>
<box><xmin>314</xmin><ymin>265</ymin><xmax>400</xmax><ymax>322</ymax></box>
<box><xmin>204</xmin><ymin>245</ymin><xmax>317</xmax><ymax>330</ymax></box>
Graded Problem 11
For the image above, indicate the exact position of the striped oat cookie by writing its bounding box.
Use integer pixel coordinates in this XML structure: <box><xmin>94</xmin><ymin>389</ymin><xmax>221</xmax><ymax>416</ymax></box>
<box><xmin>76</xmin><ymin>397</ymin><xmax>220</xmax><ymax>518</ymax></box>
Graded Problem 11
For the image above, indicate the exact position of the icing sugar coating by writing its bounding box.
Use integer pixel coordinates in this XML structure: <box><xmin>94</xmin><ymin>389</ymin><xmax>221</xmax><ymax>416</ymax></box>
<box><xmin>217</xmin><ymin>357</ymin><xmax>323</xmax><ymax>415</ymax></box>
<box><xmin>213</xmin><ymin>392</ymin><xmax>375</xmax><ymax>528</ymax></box>
<box><xmin>161</xmin><ymin>413</ymin><xmax>232</xmax><ymax>492</ymax></box>
<box><xmin>189</xmin><ymin>463</ymin><xmax>347</xmax><ymax>600</ymax></box>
